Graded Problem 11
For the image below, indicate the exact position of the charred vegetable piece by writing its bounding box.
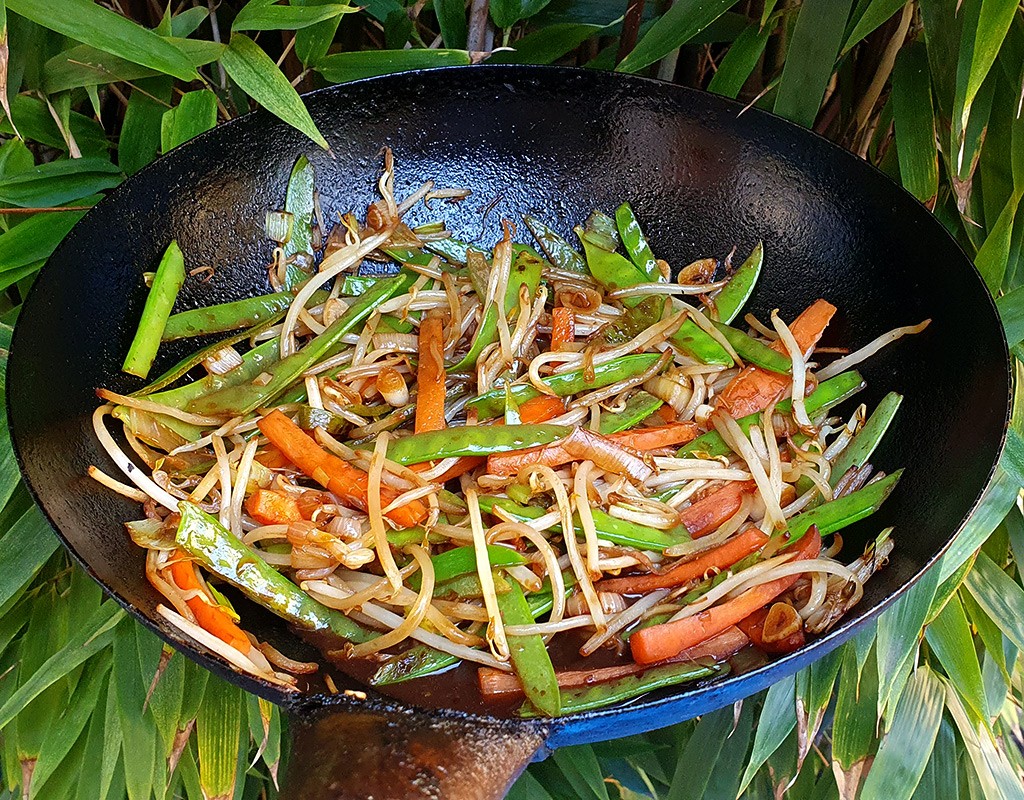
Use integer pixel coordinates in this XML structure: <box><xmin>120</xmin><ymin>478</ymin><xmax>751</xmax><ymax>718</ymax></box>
<box><xmin>601</xmin><ymin>296</ymin><xmax>665</xmax><ymax>344</ymax></box>
<box><xmin>615</xmin><ymin>202</ymin><xmax>659</xmax><ymax>280</ymax></box>
<box><xmin>497</xmin><ymin>579</ymin><xmax>560</xmax><ymax>717</ymax></box>
<box><xmin>123</xmin><ymin>240</ymin><xmax>186</xmax><ymax>379</ymax></box>
<box><xmin>829</xmin><ymin>392</ymin><xmax>902</xmax><ymax>486</ymax></box>
<box><xmin>379</xmin><ymin>424</ymin><xmax>570</xmax><ymax>465</ymax></box>
<box><xmin>524</xmin><ymin>215</ymin><xmax>588</xmax><ymax>275</ymax></box>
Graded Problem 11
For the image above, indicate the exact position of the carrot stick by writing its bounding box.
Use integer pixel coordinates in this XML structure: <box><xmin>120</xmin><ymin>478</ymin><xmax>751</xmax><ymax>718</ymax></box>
<box><xmin>656</xmin><ymin>404</ymin><xmax>676</xmax><ymax>424</ymax></box>
<box><xmin>596</xmin><ymin>527</ymin><xmax>769</xmax><ymax>594</ymax></box>
<box><xmin>245</xmin><ymin>489</ymin><xmax>303</xmax><ymax>526</ymax></box>
<box><xmin>715</xmin><ymin>299</ymin><xmax>837</xmax><ymax>418</ymax></box>
<box><xmin>257</xmin><ymin>410</ymin><xmax>427</xmax><ymax>527</ymax></box>
<box><xmin>550</xmin><ymin>307</ymin><xmax>575</xmax><ymax>351</ymax></box>
<box><xmin>610</xmin><ymin>423</ymin><xmax>700</xmax><ymax>451</ymax></box>
<box><xmin>677</xmin><ymin>481</ymin><xmax>756</xmax><ymax>538</ymax></box>
<box><xmin>737</xmin><ymin>605</ymin><xmax>805</xmax><ymax>655</ymax></box>
<box><xmin>415</xmin><ymin>312</ymin><xmax>446</xmax><ymax>434</ymax></box>
<box><xmin>254</xmin><ymin>445</ymin><xmax>291</xmax><ymax>469</ymax></box>
<box><xmin>630</xmin><ymin>528</ymin><xmax>821</xmax><ymax>664</ymax></box>
<box><xmin>517</xmin><ymin>395</ymin><xmax>566</xmax><ymax>424</ymax></box>
<box><xmin>168</xmin><ymin>553</ymin><xmax>251</xmax><ymax>651</ymax></box>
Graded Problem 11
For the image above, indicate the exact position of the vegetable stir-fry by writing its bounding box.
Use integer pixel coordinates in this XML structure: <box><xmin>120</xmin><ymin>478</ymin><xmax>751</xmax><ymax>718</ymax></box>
<box><xmin>91</xmin><ymin>151</ymin><xmax>928</xmax><ymax>717</ymax></box>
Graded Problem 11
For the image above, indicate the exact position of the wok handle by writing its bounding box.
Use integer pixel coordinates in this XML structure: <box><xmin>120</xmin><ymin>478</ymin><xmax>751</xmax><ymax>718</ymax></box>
<box><xmin>281</xmin><ymin>707</ymin><xmax>547</xmax><ymax>800</ymax></box>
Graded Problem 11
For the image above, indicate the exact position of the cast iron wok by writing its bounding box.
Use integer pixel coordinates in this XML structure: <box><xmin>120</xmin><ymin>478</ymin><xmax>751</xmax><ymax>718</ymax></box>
<box><xmin>7</xmin><ymin>65</ymin><xmax>1010</xmax><ymax>798</ymax></box>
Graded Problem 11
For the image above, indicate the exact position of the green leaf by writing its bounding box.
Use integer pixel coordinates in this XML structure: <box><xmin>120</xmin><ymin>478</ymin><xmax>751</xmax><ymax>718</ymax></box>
<box><xmin>773</xmin><ymin>0</ymin><xmax>854</xmax><ymax>129</ymax></box>
<box><xmin>0</xmin><ymin>94</ymin><xmax>108</xmax><ymax>155</ymax></box>
<box><xmin>795</xmin><ymin>646</ymin><xmax>842</xmax><ymax>769</ymax></box>
<box><xmin>220</xmin><ymin>33</ymin><xmax>329</xmax><ymax>150</ymax></box>
<box><xmin>0</xmin><ymin>506</ymin><xmax>58</xmax><ymax>609</ymax></box>
<box><xmin>316</xmin><ymin>48</ymin><xmax>471</xmax><ymax>83</ymax></box>
<box><xmin>294</xmin><ymin>0</ymin><xmax>347</xmax><ymax>66</ymax></box>
<box><xmin>490</xmin><ymin>0</ymin><xmax>553</xmax><ymax>28</ymax></box>
<box><xmin>737</xmin><ymin>674</ymin><xmax>796</xmax><ymax>795</ymax></box>
<box><xmin>707</xmin><ymin>18</ymin><xmax>773</xmax><ymax>99</ymax></box>
<box><xmin>859</xmin><ymin>665</ymin><xmax>944</xmax><ymax>800</ymax></box>
<box><xmin>924</xmin><ymin>593</ymin><xmax>987</xmax><ymax>721</ymax></box>
<box><xmin>891</xmin><ymin>41</ymin><xmax>939</xmax><ymax>203</ymax></box>
<box><xmin>832</xmin><ymin>644</ymin><xmax>879</xmax><ymax>796</ymax></box>
<box><xmin>938</xmin><ymin>467</ymin><xmax>1019</xmax><ymax>583</ymax></box>
<box><xmin>957</xmin><ymin>0</ymin><xmax>1018</xmax><ymax>135</ymax></box>
<box><xmin>0</xmin><ymin>157</ymin><xmax>120</xmax><ymax>207</ymax></box>
<box><xmin>111</xmin><ymin>623</ymin><xmax>155</xmax><ymax>800</ymax></box>
<box><xmin>98</xmin><ymin>669</ymin><xmax>122</xmax><ymax>800</ymax></box>
<box><xmin>489</xmin><ymin>23</ymin><xmax>606</xmax><ymax>64</ymax></box>
<box><xmin>975</xmin><ymin>191</ymin><xmax>1021</xmax><ymax>292</ymax></box>
<box><xmin>196</xmin><ymin>679</ymin><xmax>243</xmax><ymax>800</ymax></box>
<box><xmin>843</xmin><ymin>0</ymin><xmax>904</xmax><ymax>52</ymax></box>
<box><xmin>616</xmin><ymin>0</ymin><xmax>733</xmax><ymax>74</ymax></box>
<box><xmin>118</xmin><ymin>77</ymin><xmax>173</xmax><ymax>175</ymax></box>
<box><xmin>996</xmin><ymin>283</ymin><xmax>1024</xmax><ymax>347</ymax></box>
<box><xmin>912</xmin><ymin>716</ymin><xmax>957</xmax><ymax>800</ymax></box>
<box><xmin>6</xmin><ymin>0</ymin><xmax>197</xmax><ymax>82</ymax></box>
<box><xmin>160</xmin><ymin>90</ymin><xmax>218</xmax><ymax>153</ymax></box>
<box><xmin>964</xmin><ymin>550</ymin><xmax>1024</xmax><ymax>653</ymax></box>
<box><xmin>232</xmin><ymin>0</ymin><xmax>356</xmax><ymax>31</ymax></box>
<box><xmin>433</xmin><ymin>0</ymin><xmax>467</xmax><ymax>49</ymax></box>
<box><xmin>666</xmin><ymin>705</ymin><xmax>734</xmax><ymax>800</ymax></box>
<box><xmin>0</xmin><ymin>139</ymin><xmax>33</xmax><ymax>176</ymax></box>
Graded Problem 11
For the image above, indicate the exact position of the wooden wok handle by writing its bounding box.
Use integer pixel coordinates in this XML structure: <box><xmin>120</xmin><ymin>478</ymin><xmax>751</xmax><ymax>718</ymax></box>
<box><xmin>282</xmin><ymin>707</ymin><xmax>547</xmax><ymax>799</ymax></box>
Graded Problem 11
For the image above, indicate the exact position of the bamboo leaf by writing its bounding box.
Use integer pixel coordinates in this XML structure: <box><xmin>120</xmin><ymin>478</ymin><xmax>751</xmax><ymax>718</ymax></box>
<box><xmin>433</xmin><ymin>0</ymin><xmax>468</xmax><ymax>49</ymax></box>
<box><xmin>964</xmin><ymin>550</ymin><xmax>1024</xmax><ymax>653</ymax></box>
<box><xmin>118</xmin><ymin>77</ymin><xmax>172</xmax><ymax>175</ymax></box>
<box><xmin>911</xmin><ymin>716</ymin><xmax>957</xmax><ymax>800</ymax></box>
<box><xmin>219</xmin><ymin>33</ymin><xmax>329</xmax><ymax>150</ymax></box>
<box><xmin>294</xmin><ymin>0</ymin><xmax>347</xmax><ymax>66</ymax></box>
<box><xmin>701</xmin><ymin>701</ymin><xmax>753</xmax><ymax>800</ymax></box>
<box><xmin>490</xmin><ymin>0</ymin><xmax>553</xmax><ymax>28</ymax></box>
<box><xmin>957</xmin><ymin>0</ymin><xmax>1018</xmax><ymax>133</ymax></box>
<box><xmin>616</xmin><ymin>0</ymin><xmax>733</xmax><ymax>75</ymax></box>
<box><xmin>664</xmin><ymin>705</ymin><xmax>734</xmax><ymax>800</ymax></box>
<box><xmin>6</xmin><ymin>0</ymin><xmax>197</xmax><ymax>82</ymax></box>
<box><xmin>924</xmin><ymin>593</ymin><xmax>988</xmax><ymax>721</ymax></box>
<box><xmin>196</xmin><ymin>679</ymin><xmax>243</xmax><ymax>800</ymax></box>
<box><xmin>0</xmin><ymin>506</ymin><xmax>58</xmax><ymax>609</ymax></box>
<box><xmin>161</xmin><ymin>90</ymin><xmax>218</xmax><ymax>153</ymax></box>
<box><xmin>843</xmin><ymin>0</ymin><xmax>906</xmax><ymax>52</ymax></box>
<box><xmin>773</xmin><ymin>0</ymin><xmax>853</xmax><ymax>128</ymax></box>
<box><xmin>509</xmin><ymin>770</ymin><xmax>556</xmax><ymax>800</ymax></box>
<box><xmin>232</xmin><ymin>0</ymin><xmax>356</xmax><ymax>32</ymax></box>
<box><xmin>0</xmin><ymin>94</ymin><xmax>108</xmax><ymax>155</ymax></box>
<box><xmin>975</xmin><ymin>191</ymin><xmax>1021</xmax><ymax>292</ymax></box>
<box><xmin>315</xmin><ymin>48</ymin><xmax>471</xmax><ymax>83</ymax></box>
<box><xmin>891</xmin><ymin>41</ymin><xmax>939</xmax><ymax>203</ymax></box>
<box><xmin>938</xmin><ymin>466</ymin><xmax>1019</xmax><ymax>583</ymax></box>
<box><xmin>99</xmin><ymin>670</ymin><xmax>122</xmax><ymax>800</ymax></box>
<box><xmin>795</xmin><ymin>647</ymin><xmax>843</xmax><ymax>770</ymax></box>
<box><xmin>832</xmin><ymin>644</ymin><xmax>879</xmax><ymax>798</ymax></box>
<box><xmin>737</xmin><ymin>674</ymin><xmax>795</xmax><ymax>795</ymax></box>
<box><xmin>996</xmin><ymin>283</ymin><xmax>1024</xmax><ymax>347</ymax></box>
<box><xmin>0</xmin><ymin>157</ymin><xmax>120</xmax><ymax>207</ymax></box>
<box><xmin>707</xmin><ymin>18</ymin><xmax>774</xmax><ymax>99</ymax></box>
<box><xmin>489</xmin><ymin>23</ymin><xmax>606</xmax><ymax>64</ymax></box>
<box><xmin>0</xmin><ymin>206</ymin><xmax>88</xmax><ymax>272</ymax></box>
<box><xmin>111</xmin><ymin>623</ymin><xmax>157</xmax><ymax>800</ymax></box>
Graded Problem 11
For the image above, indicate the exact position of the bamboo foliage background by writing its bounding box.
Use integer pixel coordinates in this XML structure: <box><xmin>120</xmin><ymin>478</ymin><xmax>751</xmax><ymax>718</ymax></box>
<box><xmin>0</xmin><ymin>1</ymin><xmax>1020</xmax><ymax>798</ymax></box>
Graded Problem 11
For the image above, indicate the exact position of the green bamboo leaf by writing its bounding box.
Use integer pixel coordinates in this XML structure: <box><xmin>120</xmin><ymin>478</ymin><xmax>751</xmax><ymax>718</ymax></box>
<box><xmin>147</xmin><ymin>647</ymin><xmax>186</xmax><ymax>757</ymax></box>
<box><xmin>118</xmin><ymin>77</ymin><xmax>172</xmax><ymax>176</ymax></box>
<box><xmin>943</xmin><ymin>675</ymin><xmax>1024</xmax><ymax>800</ymax></box>
<box><xmin>996</xmin><ymin>283</ymin><xmax>1024</xmax><ymax>347</ymax></box>
<box><xmin>76</xmin><ymin>684</ymin><xmax>111</xmax><ymax>800</ymax></box>
<box><xmin>707</xmin><ymin>18</ymin><xmax>773</xmax><ymax>99</ymax></box>
<box><xmin>6</xmin><ymin>0</ymin><xmax>197</xmax><ymax>82</ymax></box>
<box><xmin>616</xmin><ymin>0</ymin><xmax>733</xmax><ymax>74</ymax></box>
<box><xmin>0</xmin><ymin>94</ymin><xmax>108</xmax><ymax>155</ymax></box>
<box><xmin>773</xmin><ymin>0</ymin><xmax>854</xmax><ymax>129</ymax></box>
<box><xmin>509</xmin><ymin>771</ymin><xmax>556</xmax><ymax>800</ymax></box>
<box><xmin>795</xmin><ymin>647</ymin><xmax>842</xmax><ymax>770</ymax></box>
<box><xmin>975</xmin><ymin>191</ymin><xmax>1021</xmax><ymax>292</ymax></box>
<box><xmin>843</xmin><ymin>0</ymin><xmax>905</xmax><ymax>52</ymax></box>
<box><xmin>0</xmin><ymin>599</ymin><xmax>123</xmax><ymax>729</ymax></box>
<box><xmin>891</xmin><ymin>42</ymin><xmax>939</xmax><ymax>203</ymax></box>
<box><xmin>700</xmin><ymin>701</ymin><xmax>753</xmax><ymax>800</ymax></box>
<box><xmin>665</xmin><ymin>705</ymin><xmax>734</xmax><ymax>800</ymax></box>
<box><xmin>912</xmin><ymin>716</ymin><xmax>957</xmax><ymax>800</ymax></box>
<box><xmin>219</xmin><ymin>33</ymin><xmax>329</xmax><ymax>150</ymax></box>
<box><xmin>832</xmin><ymin>644</ymin><xmax>880</xmax><ymax>798</ymax></box>
<box><xmin>924</xmin><ymin>593</ymin><xmax>988</xmax><ymax>721</ymax></box>
<box><xmin>0</xmin><ymin>506</ymin><xmax>58</xmax><ymax>609</ymax></box>
<box><xmin>197</xmin><ymin>679</ymin><xmax>243</xmax><ymax>800</ymax></box>
<box><xmin>294</xmin><ymin>0</ymin><xmax>347</xmax><ymax>66</ymax></box>
<box><xmin>489</xmin><ymin>23</ymin><xmax>606</xmax><ymax>64</ymax></box>
<box><xmin>315</xmin><ymin>48</ymin><xmax>471</xmax><ymax>83</ymax></box>
<box><xmin>737</xmin><ymin>674</ymin><xmax>796</xmax><ymax>795</ymax></box>
<box><xmin>963</xmin><ymin>584</ymin><xmax>1011</xmax><ymax>685</ymax></box>
<box><xmin>98</xmin><ymin>668</ymin><xmax>122</xmax><ymax>800</ymax></box>
<box><xmin>490</xmin><ymin>0</ymin><xmax>552</xmax><ymax>28</ymax></box>
<box><xmin>0</xmin><ymin>139</ymin><xmax>32</xmax><ymax>176</ymax></box>
<box><xmin>956</xmin><ymin>0</ymin><xmax>1018</xmax><ymax>134</ymax></box>
<box><xmin>433</xmin><ymin>0</ymin><xmax>467</xmax><ymax>49</ymax></box>
<box><xmin>161</xmin><ymin>90</ymin><xmax>218</xmax><ymax>153</ymax></box>
<box><xmin>964</xmin><ymin>550</ymin><xmax>1024</xmax><ymax>653</ymax></box>
<box><xmin>0</xmin><ymin>157</ymin><xmax>121</xmax><ymax>207</ymax></box>
<box><xmin>938</xmin><ymin>466</ymin><xmax>1020</xmax><ymax>583</ymax></box>
<box><xmin>232</xmin><ymin>0</ymin><xmax>356</xmax><ymax>31</ymax></box>
<box><xmin>111</xmin><ymin>623</ymin><xmax>156</xmax><ymax>800</ymax></box>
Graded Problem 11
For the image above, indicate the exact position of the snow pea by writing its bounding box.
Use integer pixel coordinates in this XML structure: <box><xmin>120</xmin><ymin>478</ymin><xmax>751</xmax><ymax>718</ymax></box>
<box><xmin>711</xmin><ymin>321</ymin><xmax>792</xmax><ymax>374</ymax></box>
<box><xmin>580</xmin><ymin>235</ymin><xmax>647</xmax><ymax>308</ymax></box>
<box><xmin>380</xmin><ymin>424</ymin><xmax>570</xmax><ymax>465</ymax></box>
<box><xmin>601</xmin><ymin>296</ymin><xmax>665</xmax><ymax>344</ymax></box>
<box><xmin>176</xmin><ymin>502</ymin><xmax>373</xmax><ymax>642</ymax></box>
<box><xmin>162</xmin><ymin>290</ymin><xmax>330</xmax><ymax>342</ymax></box>
<box><xmin>524</xmin><ymin>215</ymin><xmax>588</xmax><ymax>275</ymax></box>
<box><xmin>598</xmin><ymin>391</ymin><xmax>664</xmax><ymax>434</ymax></box>
<box><xmin>583</xmin><ymin>210</ymin><xmax>620</xmax><ymax>251</ymax></box>
<box><xmin>829</xmin><ymin>392</ymin><xmax>902</xmax><ymax>487</ymax></box>
<box><xmin>679</xmin><ymin>370</ymin><xmax>866</xmax><ymax>458</ymax></box>
<box><xmin>498</xmin><ymin>579</ymin><xmax>561</xmax><ymax>716</ymax></box>
<box><xmin>188</xmin><ymin>273</ymin><xmax>414</xmax><ymax>416</ymax></box>
<box><xmin>408</xmin><ymin>544</ymin><xmax>527</xmax><ymax>590</ymax></box>
<box><xmin>615</xmin><ymin>202</ymin><xmax>659</xmax><ymax>280</ymax></box>
<box><xmin>715</xmin><ymin>242</ymin><xmax>763</xmax><ymax>324</ymax></box>
<box><xmin>669</xmin><ymin>316</ymin><xmax>734</xmax><ymax>366</ymax></box>
<box><xmin>467</xmin><ymin>352</ymin><xmax>663</xmax><ymax>418</ymax></box>
<box><xmin>787</xmin><ymin>470</ymin><xmax>902</xmax><ymax>540</ymax></box>
<box><xmin>519</xmin><ymin>660</ymin><xmax>723</xmax><ymax>718</ymax></box>
<box><xmin>296</xmin><ymin>405</ymin><xmax>347</xmax><ymax>434</ymax></box>
<box><xmin>283</xmin><ymin>155</ymin><xmax>316</xmax><ymax>287</ymax></box>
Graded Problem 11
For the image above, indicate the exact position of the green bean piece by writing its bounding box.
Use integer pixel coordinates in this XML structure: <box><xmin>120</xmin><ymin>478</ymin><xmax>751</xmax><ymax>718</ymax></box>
<box><xmin>829</xmin><ymin>392</ymin><xmax>902</xmax><ymax>487</ymax></box>
<box><xmin>523</xmin><ymin>215</ymin><xmax>588</xmax><ymax>275</ymax></box>
<box><xmin>188</xmin><ymin>273</ymin><xmax>414</xmax><ymax>416</ymax></box>
<box><xmin>679</xmin><ymin>370</ymin><xmax>867</xmax><ymax>458</ymax></box>
<box><xmin>497</xmin><ymin>579</ymin><xmax>561</xmax><ymax>717</ymax></box>
<box><xmin>467</xmin><ymin>353</ymin><xmax>663</xmax><ymax>418</ymax></box>
<box><xmin>408</xmin><ymin>544</ymin><xmax>527</xmax><ymax>590</ymax></box>
<box><xmin>162</xmin><ymin>290</ymin><xmax>328</xmax><ymax>342</ymax></box>
<box><xmin>580</xmin><ymin>236</ymin><xmax>647</xmax><ymax>307</ymax></box>
<box><xmin>123</xmin><ymin>240</ymin><xmax>186</xmax><ymax>379</ymax></box>
<box><xmin>615</xmin><ymin>202</ymin><xmax>659</xmax><ymax>280</ymax></box>
<box><xmin>598</xmin><ymin>391</ymin><xmax>664</xmax><ymax>434</ymax></box>
<box><xmin>669</xmin><ymin>318</ymin><xmax>734</xmax><ymax>366</ymax></box>
<box><xmin>711</xmin><ymin>321</ymin><xmax>791</xmax><ymax>374</ymax></box>
<box><xmin>713</xmin><ymin>242</ymin><xmax>763</xmax><ymax>323</ymax></box>
<box><xmin>176</xmin><ymin>502</ymin><xmax>373</xmax><ymax>642</ymax></box>
<box><xmin>584</xmin><ymin>210</ymin><xmax>620</xmax><ymax>250</ymax></box>
<box><xmin>378</xmin><ymin>424</ymin><xmax>570</xmax><ymax>465</ymax></box>
<box><xmin>600</xmin><ymin>296</ymin><xmax>665</xmax><ymax>344</ymax></box>
<box><xmin>518</xmin><ymin>661</ymin><xmax>723</xmax><ymax>718</ymax></box>
<box><xmin>787</xmin><ymin>470</ymin><xmax>902</xmax><ymax>539</ymax></box>
<box><xmin>147</xmin><ymin>338</ymin><xmax>281</xmax><ymax>410</ymax></box>
<box><xmin>283</xmin><ymin>155</ymin><xmax>316</xmax><ymax>287</ymax></box>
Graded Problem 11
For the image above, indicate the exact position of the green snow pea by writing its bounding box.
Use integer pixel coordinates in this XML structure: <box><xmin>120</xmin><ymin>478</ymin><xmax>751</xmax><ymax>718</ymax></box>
<box><xmin>283</xmin><ymin>155</ymin><xmax>316</xmax><ymax>287</ymax></box>
<box><xmin>379</xmin><ymin>424</ymin><xmax>570</xmax><ymax>465</ymax></box>
<box><xmin>615</xmin><ymin>202</ymin><xmax>659</xmax><ymax>280</ymax></box>
<box><xmin>787</xmin><ymin>470</ymin><xmax>902</xmax><ymax>540</ymax></box>
<box><xmin>408</xmin><ymin>545</ymin><xmax>527</xmax><ymax>590</ymax></box>
<box><xmin>829</xmin><ymin>392</ymin><xmax>902</xmax><ymax>487</ymax></box>
<box><xmin>524</xmin><ymin>215</ymin><xmax>588</xmax><ymax>275</ymax></box>
<box><xmin>498</xmin><ymin>579</ymin><xmax>561</xmax><ymax>717</ymax></box>
<box><xmin>123</xmin><ymin>240</ymin><xmax>186</xmax><ymax>379</ymax></box>
<box><xmin>598</xmin><ymin>391</ymin><xmax>664</xmax><ymax>434</ymax></box>
<box><xmin>714</xmin><ymin>242</ymin><xmax>763</xmax><ymax>324</ymax></box>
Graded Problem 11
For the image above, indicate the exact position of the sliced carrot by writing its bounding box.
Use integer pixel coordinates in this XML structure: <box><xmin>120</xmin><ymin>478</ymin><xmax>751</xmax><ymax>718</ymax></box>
<box><xmin>715</xmin><ymin>299</ymin><xmax>837</xmax><ymax>418</ymax></box>
<box><xmin>168</xmin><ymin>552</ymin><xmax>251</xmax><ymax>651</ymax></box>
<box><xmin>656</xmin><ymin>404</ymin><xmax>677</xmax><ymax>424</ymax></box>
<box><xmin>245</xmin><ymin>489</ymin><xmax>303</xmax><ymax>526</ymax></box>
<box><xmin>630</xmin><ymin>528</ymin><xmax>821</xmax><ymax>665</ymax></box>
<box><xmin>517</xmin><ymin>395</ymin><xmax>566</xmax><ymax>424</ymax></box>
<box><xmin>596</xmin><ymin>527</ymin><xmax>769</xmax><ymax>594</ymax></box>
<box><xmin>550</xmin><ymin>307</ymin><xmax>575</xmax><ymax>351</ymax></box>
<box><xmin>254</xmin><ymin>445</ymin><xmax>291</xmax><ymax>469</ymax></box>
<box><xmin>737</xmin><ymin>605</ymin><xmax>805</xmax><ymax>655</ymax></box>
<box><xmin>415</xmin><ymin>312</ymin><xmax>446</xmax><ymax>434</ymax></box>
<box><xmin>257</xmin><ymin>410</ymin><xmax>427</xmax><ymax>527</ymax></box>
<box><xmin>610</xmin><ymin>422</ymin><xmax>700</xmax><ymax>451</ymax></box>
<box><xmin>677</xmin><ymin>481</ymin><xmax>756</xmax><ymax>537</ymax></box>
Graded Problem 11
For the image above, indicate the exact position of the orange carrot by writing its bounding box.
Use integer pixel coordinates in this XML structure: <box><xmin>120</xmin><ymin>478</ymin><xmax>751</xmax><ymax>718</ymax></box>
<box><xmin>257</xmin><ymin>410</ymin><xmax>427</xmax><ymax>527</ymax></box>
<box><xmin>596</xmin><ymin>527</ymin><xmax>769</xmax><ymax>594</ymax></box>
<box><xmin>656</xmin><ymin>404</ymin><xmax>677</xmax><ymax>424</ymax></box>
<box><xmin>550</xmin><ymin>307</ymin><xmax>575</xmax><ymax>351</ymax></box>
<box><xmin>630</xmin><ymin>528</ymin><xmax>822</xmax><ymax>665</ymax></box>
<box><xmin>517</xmin><ymin>395</ymin><xmax>566</xmax><ymax>424</ymax></box>
<box><xmin>415</xmin><ymin>312</ymin><xmax>446</xmax><ymax>434</ymax></box>
<box><xmin>245</xmin><ymin>489</ymin><xmax>303</xmax><ymax>526</ymax></box>
<box><xmin>254</xmin><ymin>445</ymin><xmax>291</xmax><ymax>469</ymax></box>
<box><xmin>610</xmin><ymin>423</ymin><xmax>701</xmax><ymax>451</ymax></box>
<box><xmin>677</xmin><ymin>482</ymin><xmax>756</xmax><ymax>538</ymax></box>
<box><xmin>168</xmin><ymin>553</ymin><xmax>251</xmax><ymax>651</ymax></box>
<box><xmin>737</xmin><ymin>605</ymin><xmax>805</xmax><ymax>655</ymax></box>
<box><xmin>715</xmin><ymin>299</ymin><xmax>837</xmax><ymax>418</ymax></box>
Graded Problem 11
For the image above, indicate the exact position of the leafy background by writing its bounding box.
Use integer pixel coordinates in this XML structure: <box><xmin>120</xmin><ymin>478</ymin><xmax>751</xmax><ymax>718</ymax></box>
<box><xmin>0</xmin><ymin>0</ymin><xmax>1020</xmax><ymax>798</ymax></box>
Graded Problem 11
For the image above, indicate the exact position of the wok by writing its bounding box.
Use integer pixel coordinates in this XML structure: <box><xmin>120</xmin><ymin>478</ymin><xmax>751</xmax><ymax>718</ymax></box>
<box><xmin>7</xmin><ymin>66</ymin><xmax>1011</xmax><ymax>799</ymax></box>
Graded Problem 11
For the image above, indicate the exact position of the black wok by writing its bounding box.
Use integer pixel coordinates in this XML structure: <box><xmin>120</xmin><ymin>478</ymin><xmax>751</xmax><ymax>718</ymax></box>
<box><xmin>7</xmin><ymin>66</ymin><xmax>1011</xmax><ymax>799</ymax></box>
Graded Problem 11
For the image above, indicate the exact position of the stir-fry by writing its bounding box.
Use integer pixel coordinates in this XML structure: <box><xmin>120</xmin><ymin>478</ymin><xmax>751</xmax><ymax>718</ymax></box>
<box><xmin>90</xmin><ymin>151</ymin><xmax>929</xmax><ymax>717</ymax></box>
